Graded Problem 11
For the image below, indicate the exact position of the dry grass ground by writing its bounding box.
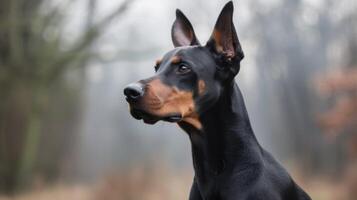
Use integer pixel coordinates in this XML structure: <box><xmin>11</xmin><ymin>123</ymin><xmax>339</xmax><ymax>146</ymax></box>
<box><xmin>0</xmin><ymin>166</ymin><xmax>355</xmax><ymax>200</ymax></box>
<box><xmin>0</xmin><ymin>167</ymin><xmax>193</xmax><ymax>200</ymax></box>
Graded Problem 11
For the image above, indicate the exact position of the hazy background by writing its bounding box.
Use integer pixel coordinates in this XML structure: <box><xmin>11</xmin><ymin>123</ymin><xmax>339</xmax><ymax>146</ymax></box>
<box><xmin>0</xmin><ymin>0</ymin><xmax>356</xmax><ymax>199</ymax></box>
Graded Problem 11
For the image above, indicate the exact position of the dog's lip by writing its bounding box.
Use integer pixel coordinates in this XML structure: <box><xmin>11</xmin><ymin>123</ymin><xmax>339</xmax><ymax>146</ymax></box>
<box><xmin>130</xmin><ymin>109</ymin><xmax>144</xmax><ymax>120</ymax></box>
<box><xmin>130</xmin><ymin>108</ymin><xmax>182</xmax><ymax>124</ymax></box>
<box><xmin>162</xmin><ymin>114</ymin><xmax>182</xmax><ymax>122</ymax></box>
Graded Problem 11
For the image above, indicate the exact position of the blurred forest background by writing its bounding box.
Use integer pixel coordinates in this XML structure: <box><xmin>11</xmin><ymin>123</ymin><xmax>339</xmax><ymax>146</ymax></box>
<box><xmin>0</xmin><ymin>0</ymin><xmax>356</xmax><ymax>199</ymax></box>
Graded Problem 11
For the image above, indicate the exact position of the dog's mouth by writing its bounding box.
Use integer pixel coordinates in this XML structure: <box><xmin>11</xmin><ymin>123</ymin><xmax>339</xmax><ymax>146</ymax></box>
<box><xmin>130</xmin><ymin>108</ymin><xmax>182</xmax><ymax>124</ymax></box>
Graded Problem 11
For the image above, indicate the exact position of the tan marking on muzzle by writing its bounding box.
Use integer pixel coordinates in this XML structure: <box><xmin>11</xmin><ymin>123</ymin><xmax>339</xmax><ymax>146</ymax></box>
<box><xmin>144</xmin><ymin>79</ymin><xmax>202</xmax><ymax>130</ymax></box>
<box><xmin>182</xmin><ymin>113</ymin><xmax>202</xmax><ymax>130</ymax></box>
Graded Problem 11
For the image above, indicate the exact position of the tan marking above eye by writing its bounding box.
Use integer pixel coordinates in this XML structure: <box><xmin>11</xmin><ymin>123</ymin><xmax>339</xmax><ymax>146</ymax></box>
<box><xmin>198</xmin><ymin>80</ymin><xmax>206</xmax><ymax>96</ymax></box>
<box><xmin>155</xmin><ymin>59</ymin><xmax>162</xmax><ymax>66</ymax></box>
<box><xmin>143</xmin><ymin>79</ymin><xmax>202</xmax><ymax>130</ymax></box>
<box><xmin>170</xmin><ymin>56</ymin><xmax>181</xmax><ymax>64</ymax></box>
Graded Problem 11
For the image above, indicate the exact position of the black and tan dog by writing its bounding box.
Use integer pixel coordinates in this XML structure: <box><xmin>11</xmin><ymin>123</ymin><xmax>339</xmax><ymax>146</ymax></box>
<box><xmin>124</xmin><ymin>2</ymin><xmax>311</xmax><ymax>200</ymax></box>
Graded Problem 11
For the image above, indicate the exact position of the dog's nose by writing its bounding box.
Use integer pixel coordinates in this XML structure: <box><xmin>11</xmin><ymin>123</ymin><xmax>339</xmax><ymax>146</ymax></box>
<box><xmin>124</xmin><ymin>83</ymin><xmax>144</xmax><ymax>101</ymax></box>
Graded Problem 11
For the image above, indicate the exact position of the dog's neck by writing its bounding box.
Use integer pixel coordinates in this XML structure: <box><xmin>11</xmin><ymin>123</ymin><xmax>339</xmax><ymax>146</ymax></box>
<box><xmin>179</xmin><ymin>81</ymin><xmax>263</xmax><ymax>177</ymax></box>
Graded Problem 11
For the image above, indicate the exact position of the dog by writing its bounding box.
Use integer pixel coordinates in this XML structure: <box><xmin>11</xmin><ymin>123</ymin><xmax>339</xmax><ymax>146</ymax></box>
<box><xmin>124</xmin><ymin>1</ymin><xmax>311</xmax><ymax>200</ymax></box>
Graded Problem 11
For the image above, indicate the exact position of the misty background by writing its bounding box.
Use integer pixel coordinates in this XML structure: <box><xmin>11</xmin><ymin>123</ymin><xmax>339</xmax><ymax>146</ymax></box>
<box><xmin>0</xmin><ymin>0</ymin><xmax>356</xmax><ymax>199</ymax></box>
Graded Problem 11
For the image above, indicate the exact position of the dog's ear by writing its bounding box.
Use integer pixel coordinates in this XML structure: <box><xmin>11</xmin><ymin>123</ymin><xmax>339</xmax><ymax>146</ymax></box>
<box><xmin>171</xmin><ymin>9</ymin><xmax>200</xmax><ymax>47</ymax></box>
<box><xmin>206</xmin><ymin>1</ymin><xmax>244</xmax><ymax>66</ymax></box>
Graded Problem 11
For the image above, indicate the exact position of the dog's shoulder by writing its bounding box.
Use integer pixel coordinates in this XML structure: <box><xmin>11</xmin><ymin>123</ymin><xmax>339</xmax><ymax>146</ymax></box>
<box><xmin>257</xmin><ymin>150</ymin><xmax>311</xmax><ymax>200</ymax></box>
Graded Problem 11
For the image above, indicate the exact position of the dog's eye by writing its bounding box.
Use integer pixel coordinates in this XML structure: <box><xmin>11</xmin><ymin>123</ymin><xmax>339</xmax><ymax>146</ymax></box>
<box><xmin>176</xmin><ymin>64</ymin><xmax>191</xmax><ymax>74</ymax></box>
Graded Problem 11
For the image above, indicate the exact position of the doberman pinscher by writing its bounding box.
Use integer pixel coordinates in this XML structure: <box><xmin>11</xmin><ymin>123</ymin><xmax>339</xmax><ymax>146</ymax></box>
<box><xmin>124</xmin><ymin>2</ymin><xmax>311</xmax><ymax>200</ymax></box>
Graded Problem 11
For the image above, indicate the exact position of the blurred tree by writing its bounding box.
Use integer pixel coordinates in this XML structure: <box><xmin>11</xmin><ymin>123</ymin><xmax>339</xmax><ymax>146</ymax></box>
<box><xmin>0</xmin><ymin>0</ymin><xmax>132</xmax><ymax>194</ymax></box>
<box><xmin>246</xmin><ymin>0</ymin><xmax>357</xmax><ymax>175</ymax></box>
<box><xmin>315</xmin><ymin>39</ymin><xmax>357</xmax><ymax>200</ymax></box>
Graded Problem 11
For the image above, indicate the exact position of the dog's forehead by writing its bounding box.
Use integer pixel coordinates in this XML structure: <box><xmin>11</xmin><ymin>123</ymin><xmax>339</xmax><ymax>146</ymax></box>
<box><xmin>156</xmin><ymin>46</ymin><xmax>216</xmax><ymax>77</ymax></box>
<box><xmin>161</xmin><ymin>46</ymin><xmax>202</xmax><ymax>63</ymax></box>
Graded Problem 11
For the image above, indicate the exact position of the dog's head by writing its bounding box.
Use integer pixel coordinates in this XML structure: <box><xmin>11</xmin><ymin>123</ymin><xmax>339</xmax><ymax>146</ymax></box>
<box><xmin>124</xmin><ymin>1</ymin><xmax>244</xmax><ymax>129</ymax></box>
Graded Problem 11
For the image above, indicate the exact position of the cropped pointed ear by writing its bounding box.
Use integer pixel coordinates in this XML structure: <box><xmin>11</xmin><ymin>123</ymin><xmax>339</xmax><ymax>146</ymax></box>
<box><xmin>206</xmin><ymin>1</ymin><xmax>244</xmax><ymax>63</ymax></box>
<box><xmin>171</xmin><ymin>9</ymin><xmax>200</xmax><ymax>47</ymax></box>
